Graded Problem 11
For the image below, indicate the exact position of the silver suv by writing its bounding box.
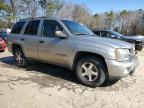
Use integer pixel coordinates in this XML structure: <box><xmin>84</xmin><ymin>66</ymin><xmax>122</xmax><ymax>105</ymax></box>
<box><xmin>7</xmin><ymin>17</ymin><xmax>139</xmax><ymax>87</ymax></box>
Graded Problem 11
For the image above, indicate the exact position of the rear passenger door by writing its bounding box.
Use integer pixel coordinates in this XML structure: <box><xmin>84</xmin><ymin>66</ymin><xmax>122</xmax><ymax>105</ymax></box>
<box><xmin>9</xmin><ymin>21</ymin><xmax>26</xmax><ymax>53</ymax></box>
<box><xmin>20</xmin><ymin>20</ymin><xmax>40</xmax><ymax>58</ymax></box>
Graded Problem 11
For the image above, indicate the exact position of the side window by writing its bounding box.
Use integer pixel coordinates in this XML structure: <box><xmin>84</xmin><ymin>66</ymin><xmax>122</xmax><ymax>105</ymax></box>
<box><xmin>42</xmin><ymin>20</ymin><xmax>63</xmax><ymax>37</ymax></box>
<box><xmin>24</xmin><ymin>20</ymin><xmax>40</xmax><ymax>35</ymax></box>
<box><xmin>101</xmin><ymin>31</ymin><xmax>108</xmax><ymax>37</ymax></box>
<box><xmin>94</xmin><ymin>31</ymin><xmax>100</xmax><ymax>36</ymax></box>
<box><xmin>11</xmin><ymin>21</ymin><xmax>26</xmax><ymax>34</ymax></box>
<box><xmin>107</xmin><ymin>32</ymin><xmax>116</xmax><ymax>38</ymax></box>
<box><xmin>107</xmin><ymin>32</ymin><xmax>112</xmax><ymax>38</ymax></box>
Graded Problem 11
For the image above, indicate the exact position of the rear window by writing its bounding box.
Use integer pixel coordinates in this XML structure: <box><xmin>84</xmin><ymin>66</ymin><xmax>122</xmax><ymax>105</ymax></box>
<box><xmin>11</xmin><ymin>21</ymin><xmax>26</xmax><ymax>34</ymax></box>
<box><xmin>24</xmin><ymin>20</ymin><xmax>40</xmax><ymax>35</ymax></box>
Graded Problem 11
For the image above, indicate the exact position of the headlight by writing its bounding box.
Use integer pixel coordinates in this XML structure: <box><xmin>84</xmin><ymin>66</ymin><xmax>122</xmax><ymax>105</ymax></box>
<box><xmin>115</xmin><ymin>48</ymin><xmax>130</xmax><ymax>61</ymax></box>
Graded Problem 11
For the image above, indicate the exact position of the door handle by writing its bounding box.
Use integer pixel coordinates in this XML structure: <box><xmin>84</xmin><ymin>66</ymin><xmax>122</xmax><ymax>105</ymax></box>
<box><xmin>39</xmin><ymin>40</ymin><xmax>44</xmax><ymax>44</ymax></box>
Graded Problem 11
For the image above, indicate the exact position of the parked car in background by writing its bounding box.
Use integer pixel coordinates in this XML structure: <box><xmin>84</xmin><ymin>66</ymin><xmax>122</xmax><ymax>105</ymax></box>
<box><xmin>0</xmin><ymin>31</ymin><xmax>8</xmax><ymax>41</ymax></box>
<box><xmin>93</xmin><ymin>30</ymin><xmax>144</xmax><ymax>51</ymax></box>
<box><xmin>0</xmin><ymin>29</ymin><xmax>11</xmax><ymax>41</ymax></box>
<box><xmin>7</xmin><ymin>17</ymin><xmax>138</xmax><ymax>87</ymax></box>
<box><xmin>0</xmin><ymin>37</ymin><xmax>6</xmax><ymax>52</ymax></box>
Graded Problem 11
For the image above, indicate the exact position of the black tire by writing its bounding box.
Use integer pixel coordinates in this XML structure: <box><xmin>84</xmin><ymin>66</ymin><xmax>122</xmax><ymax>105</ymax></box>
<box><xmin>75</xmin><ymin>56</ymin><xmax>108</xmax><ymax>87</ymax></box>
<box><xmin>135</xmin><ymin>42</ymin><xmax>143</xmax><ymax>51</ymax></box>
<box><xmin>14</xmin><ymin>48</ymin><xmax>27</xmax><ymax>68</ymax></box>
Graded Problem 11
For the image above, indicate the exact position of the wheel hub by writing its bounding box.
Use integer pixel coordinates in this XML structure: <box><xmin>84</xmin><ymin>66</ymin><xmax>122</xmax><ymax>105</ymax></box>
<box><xmin>80</xmin><ymin>62</ymin><xmax>98</xmax><ymax>82</ymax></box>
<box><xmin>15</xmin><ymin>52</ymin><xmax>22</xmax><ymax>64</ymax></box>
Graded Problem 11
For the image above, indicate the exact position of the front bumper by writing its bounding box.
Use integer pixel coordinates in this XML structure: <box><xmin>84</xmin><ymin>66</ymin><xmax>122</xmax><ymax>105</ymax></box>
<box><xmin>105</xmin><ymin>56</ymin><xmax>139</xmax><ymax>79</ymax></box>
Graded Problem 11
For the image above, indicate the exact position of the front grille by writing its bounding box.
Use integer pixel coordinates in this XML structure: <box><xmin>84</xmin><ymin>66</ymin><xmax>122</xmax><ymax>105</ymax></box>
<box><xmin>129</xmin><ymin>48</ymin><xmax>135</xmax><ymax>56</ymax></box>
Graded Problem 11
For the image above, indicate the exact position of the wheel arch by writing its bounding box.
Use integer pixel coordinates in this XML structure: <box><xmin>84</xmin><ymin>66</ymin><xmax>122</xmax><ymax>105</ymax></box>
<box><xmin>72</xmin><ymin>51</ymin><xmax>108</xmax><ymax>72</ymax></box>
<box><xmin>11</xmin><ymin>43</ymin><xmax>25</xmax><ymax>55</ymax></box>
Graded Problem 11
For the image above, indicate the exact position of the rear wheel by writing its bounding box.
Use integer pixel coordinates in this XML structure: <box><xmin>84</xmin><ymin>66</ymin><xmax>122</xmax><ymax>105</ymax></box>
<box><xmin>14</xmin><ymin>48</ymin><xmax>27</xmax><ymax>67</ymax></box>
<box><xmin>75</xmin><ymin>56</ymin><xmax>108</xmax><ymax>87</ymax></box>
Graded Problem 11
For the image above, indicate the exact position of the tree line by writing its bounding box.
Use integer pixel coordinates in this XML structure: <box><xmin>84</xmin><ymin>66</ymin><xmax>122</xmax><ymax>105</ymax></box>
<box><xmin>0</xmin><ymin>0</ymin><xmax>144</xmax><ymax>35</ymax></box>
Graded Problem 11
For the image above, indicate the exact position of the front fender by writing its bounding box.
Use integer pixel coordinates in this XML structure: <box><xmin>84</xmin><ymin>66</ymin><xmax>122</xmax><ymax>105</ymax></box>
<box><xmin>67</xmin><ymin>45</ymin><xmax>116</xmax><ymax>70</ymax></box>
<box><xmin>76</xmin><ymin>46</ymin><xmax>116</xmax><ymax>60</ymax></box>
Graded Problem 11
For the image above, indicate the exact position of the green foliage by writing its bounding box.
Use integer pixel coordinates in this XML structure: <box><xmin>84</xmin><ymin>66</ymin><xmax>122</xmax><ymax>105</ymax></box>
<box><xmin>106</xmin><ymin>11</ymin><xmax>114</xmax><ymax>20</ymax></box>
<box><xmin>94</xmin><ymin>14</ymin><xmax>99</xmax><ymax>18</ymax></box>
<box><xmin>39</xmin><ymin>0</ymin><xmax>63</xmax><ymax>16</ymax></box>
<box><xmin>0</xmin><ymin>0</ymin><xmax>16</xmax><ymax>28</ymax></box>
<box><xmin>39</xmin><ymin>0</ymin><xmax>47</xmax><ymax>9</ymax></box>
<box><xmin>120</xmin><ymin>10</ymin><xmax>128</xmax><ymax>16</ymax></box>
<box><xmin>0</xmin><ymin>2</ymin><xmax>11</xmax><ymax>12</ymax></box>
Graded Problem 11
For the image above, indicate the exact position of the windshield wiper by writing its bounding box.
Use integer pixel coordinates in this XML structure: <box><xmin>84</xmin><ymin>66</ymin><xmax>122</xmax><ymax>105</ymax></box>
<box><xmin>75</xmin><ymin>33</ymin><xmax>88</xmax><ymax>35</ymax></box>
<box><xmin>75</xmin><ymin>33</ymin><xmax>94</xmax><ymax>36</ymax></box>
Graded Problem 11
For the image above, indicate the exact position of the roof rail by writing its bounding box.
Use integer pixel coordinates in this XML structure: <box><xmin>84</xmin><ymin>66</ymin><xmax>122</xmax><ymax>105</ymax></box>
<box><xmin>19</xmin><ymin>16</ymin><xmax>59</xmax><ymax>21</ymax></box>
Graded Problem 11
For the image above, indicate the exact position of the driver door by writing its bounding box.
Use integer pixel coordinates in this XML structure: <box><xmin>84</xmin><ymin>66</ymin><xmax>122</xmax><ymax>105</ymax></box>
<box><xmin>38</xmin><ymin>20</ymin><xmax>69</xmax><ymax>65</ymax></box>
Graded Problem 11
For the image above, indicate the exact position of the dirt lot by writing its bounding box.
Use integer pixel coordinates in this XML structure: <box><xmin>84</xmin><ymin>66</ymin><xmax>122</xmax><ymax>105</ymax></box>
<box><xmin>0</xmin><ymin>49</ymin><xmax>144</xmax><ymax>108</ymax></box>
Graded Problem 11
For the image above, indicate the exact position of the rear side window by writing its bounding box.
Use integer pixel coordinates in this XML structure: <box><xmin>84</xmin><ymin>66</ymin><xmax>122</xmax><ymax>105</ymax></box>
<box><xmin>24</xmin><ymin>20</ymin><xmax>40</xmax><ymax>35</ymax></box>
<box><xmin>11</xmin><ymin>21</ymin><xmax>26</xmax><ymax>34</ymax></box>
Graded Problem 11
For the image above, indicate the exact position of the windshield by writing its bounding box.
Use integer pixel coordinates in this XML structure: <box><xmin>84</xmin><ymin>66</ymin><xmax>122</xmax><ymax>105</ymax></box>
<box><xmin>110</xmin><ymin>31</ymin><xmax>124</xmax><ymax>37</ymax></box>
<box><xmin>62</xmin><ymin>20</ymin><xmax>95</xmax><ymax>36</ymax></box>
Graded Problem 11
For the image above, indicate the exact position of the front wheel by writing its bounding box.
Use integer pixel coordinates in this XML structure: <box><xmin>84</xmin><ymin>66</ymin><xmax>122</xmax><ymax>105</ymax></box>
<box><xmin>135</xmin><ymin>42</ymin><xmax>143</xmax><ymax>51</ymax></box>
<box><xmin>14</xmin><ymin>48</ymin><xmax>27</xmax><ymax>68</ymax></box>
<box><xmin>75</xmin><ymin>56</ymin><xmax>108</xmax><ymax>87</ymax></box>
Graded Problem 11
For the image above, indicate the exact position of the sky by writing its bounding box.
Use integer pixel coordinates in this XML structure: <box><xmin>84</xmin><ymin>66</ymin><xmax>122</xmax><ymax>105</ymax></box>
<box><xmin>67</xmin><ymin>0</ymin><xmax>144</xmax><ymax>14</ymax></box>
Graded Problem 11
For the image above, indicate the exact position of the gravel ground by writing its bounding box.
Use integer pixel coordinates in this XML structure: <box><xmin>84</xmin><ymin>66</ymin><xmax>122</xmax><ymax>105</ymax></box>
<box><xmin>0</xmin><ymin>49</ymin><xmax>144</xmax><ymax>108</ymax></box>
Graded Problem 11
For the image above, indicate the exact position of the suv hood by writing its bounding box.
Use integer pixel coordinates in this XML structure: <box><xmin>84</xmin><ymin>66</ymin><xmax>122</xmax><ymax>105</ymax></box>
<box><xmin>72</xmin><ymin>35</ymin><xmax>134</xmax><ymax>49</ymax></box>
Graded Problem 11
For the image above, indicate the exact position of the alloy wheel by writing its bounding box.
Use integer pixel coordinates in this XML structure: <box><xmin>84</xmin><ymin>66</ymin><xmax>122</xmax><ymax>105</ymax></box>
<box><xmin>80</xmin><ymin>62</ymin><xmax>98</xmax><ymax>82</ymax></box>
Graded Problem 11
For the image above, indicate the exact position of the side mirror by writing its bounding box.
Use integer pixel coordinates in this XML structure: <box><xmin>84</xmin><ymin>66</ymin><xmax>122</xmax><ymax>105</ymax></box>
<box><xmin>55</xmin><ymin>31</ymin><xmax>67</xmax><ymax>38</ymax></box>
<box><xmin>111</xmin><ymin>35</ymin><xmax>116</xmax><ymax>38</ymax></box>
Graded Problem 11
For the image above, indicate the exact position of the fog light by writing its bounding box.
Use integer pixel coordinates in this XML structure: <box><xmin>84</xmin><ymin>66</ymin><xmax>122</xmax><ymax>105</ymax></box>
<box><xmin>124</xmin><ymin>68</ymin><xmax>129</xmax><ymax>74</ymax></box>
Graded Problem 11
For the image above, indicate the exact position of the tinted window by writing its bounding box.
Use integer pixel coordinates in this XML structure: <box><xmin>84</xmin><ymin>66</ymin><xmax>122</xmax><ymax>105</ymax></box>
<box><xmin>24</xmin><ymin>20</ymin><xmax>40</xmax><ymax>35</ymax></box>
<box><xmin>11</xmin><ymin>21</ymin><xmax>26</xmax><ymax>34</ymax></box>
<box><xmin>107</xmin><ymin>32</ymin><xmax>118</xmax><ymax>38</ymax></box>
<box><xmin>107</xmin><ymin>32</ymin><xmax>113</xmax><ymax>38</ymax></box>
<box><xmin>101</xmin><ymin>31</ymin><xmax>108</xmax><ymax>37</ymax></box>
<box><xmin>93</xmin><ymin>31</ymin><xmax>100</xmax><ymax>36</ymax></box>
<box><xmin>42</xmin><ymin>20</ymin><xmax>63</xmax><ymax>37</ymax></box>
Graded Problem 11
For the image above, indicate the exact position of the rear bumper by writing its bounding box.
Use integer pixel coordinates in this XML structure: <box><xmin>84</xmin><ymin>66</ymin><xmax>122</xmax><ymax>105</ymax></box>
<box><xmin>105</xmin><ymin>56</ymin><xmax>139</xmax><ymax>79</ymax></box>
